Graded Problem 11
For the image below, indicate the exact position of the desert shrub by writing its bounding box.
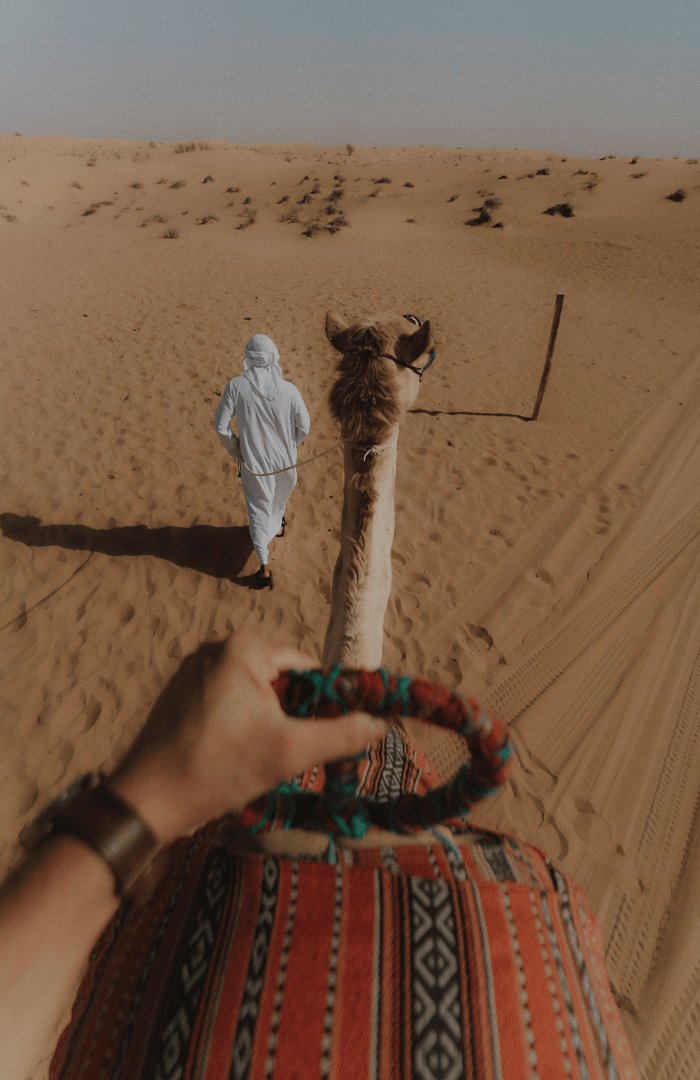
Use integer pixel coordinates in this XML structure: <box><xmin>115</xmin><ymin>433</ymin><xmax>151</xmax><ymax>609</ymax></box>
<box><xmin>374</xmin><ymin>177</ymin><xmax>392</xmax><ymax>184</ymax></box>
<box><xmin>197</xmin><ymin>214</ymin><xmax>219</xmax><ymax>224</ymax></box>
<box><xmin>170</xmin><ymin>180</ymin><xmax>186</xmax><ymax>189</ymax></box>
<box><xmin>573</xmin><ymin>169</ymin><xmax>589</xmax><ymax>176</ymax></box>
<box><xmin>498</xmin><ymin>174</ymin><xmax>508</xmax><ymax>179</ymax></box>
<box><xmin>631</xmin><ymin>172</ymin><xmax>647</xmax><ymax>179</ymax></box>
<box><xmin>543</xmin><ymin>202</ymin><xmax>574</xmax><ymax>217</ymax></box>
<box><xmin>156</xmin><ymin>177</ymin><xmax>168</xmax><ymax>185</ymax></box>
<box><xmin>149</xmin><ymin>141</ymin><xmax>157</xmax><ymax>149</ymax></box>
<box><xmin>302</xmin><ymin>224</ymin><xmax>322</xmax><ymax>237</ymax></box>
<box><xmin>130</xmin><ymin>181</ymin><xmax>143</xmax><ymax>189</ymax></box>
<box><xmin>277</xmin><ymin>195</ymin><xmax>290</xmax><ymax>204</ymax></box>
<box><xmin>71</xmin><ymin>181</ymin><xmax>83</xmax><ymax>189</ymax></box>
<box><xmin>226</xmin><ymin>186</ymin><xmax>240</xmax><ymax>193</ymax></box>
<box><xmin>327</xmin><ymin>188</ymin><xmax>343</xmax><ymax>202</ymax></box>
<box><xmin>403</xmin><ymin>181</ymin><xmax>414</xmax><ymax>187</ymax></box>
<box><xmin>161</xmin><ymin>229</ymin><xmax>179</xmax><ymax>238</ymax></box>
<box><xmin>482</xmin><ymin>196</ymin><xmax>501</xmax><ymax>209</ymax></box>
<box><xmin>629</xmin><ymin>156</ymin><xmax>638</xmax><ymax>164</ymax></box>
<box><xmin>333</xmin><ymin>174</ymin><xmax>345</xmax><ymax>183</ymax></box>
<box><xmin>665</xmin><ymin>189</ymin><xmax>687</xmax><ymax>202</ymax></box>
<box><xmin>311</xmin><ymin>185</ymin><xmax>321</xmax><ymax>194</ymax></box>
<box><xmin>405</xmin><ymin>217</ymin><xmax>417</xmax><ymax>223</ymax></box>
<box><xmin>174</xmin><ymin>142</ymin><xmax>196</xmax><ymax>154</ymax></box>
<box><xmin>2</xmin><ymin>213</ymin><xmax>18</xmax><ymax>223</ymax></box>
<box><xmin>279</xmin><ymin>209</ymin><xmax>300</xmax><ymax>223</ymax></box>
<box><xmin>465</xmin><ymin>209</ymin><xmax>492</xmax><ymax>226</ymax></box>
<box><xmin>447</xmin><ymin>194</ymin><xmax>459</xmax><ymax>202</ymax></box>
<box><xmin>237</xmin><ymin>209</ymin><xmax>257</xmax><ymax>229</ymax></box>
<box><xmin>346</xmin><ymin>144</ymin><xmax>355</xmax><ymax>155</ymax></box>
<box><xmin>243</xmin><ymin>196</ymin><xmax>252</xmax><ymax>204</ymax></box>
<box><xmin>535</xmin><ymin>168</ymin><xmax>550</xmax><ymax>176</ymax></box>
<box><xmin>297</xmin><ymin>193</ymin><xmax>313</xmax><ymax>204</ymax></box>
<box><xmin>367</xmin><ymin>190</ymin><xmax>378</xmax><ymax>198</ymax></box>
<box><xmin>202</xmin><ymin>175</ymin><xmax>214</xmax><ymax>184</ymax></box>
<box><xmin>687</xmin><ymin>158</ymin><xmax>698</xmax><ymax>165</ymax></box>
<box><xmin>583</xmin><ymin>179</ymin><xmax>598</xmax><ymax>191</ymax></box>
<box><xmin>82</xmin><ymin>201</ymin><xmax>113</xmax><ymax>215</ymax></box>
<box><xmin>325</xmin><ymin>214</ymin><xmax>349</xmax><ymax>234</ymax></box>
<box><xmin>141</xmin><ymin>213</ymin><xmax>167</xmax><ymax>226</ymax></box>
<box><xmin>492</xmin><ymin>222</ymin><xmax>504</xmax><ymax>229</ymax></box>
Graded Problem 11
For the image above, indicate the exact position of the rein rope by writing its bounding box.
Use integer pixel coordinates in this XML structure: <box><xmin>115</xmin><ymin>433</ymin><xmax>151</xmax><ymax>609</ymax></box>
<box><xmin>239</xmin><ymin>667</ymin><xmax>512</xmax><ymax>840</ymax></box>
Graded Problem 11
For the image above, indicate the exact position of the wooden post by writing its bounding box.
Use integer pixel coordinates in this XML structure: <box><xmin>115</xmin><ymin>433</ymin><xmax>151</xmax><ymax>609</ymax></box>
<box><xmin>530</xmin><ymin>293</ymin><xmax>565</xmax><ymax>421</ymax></box>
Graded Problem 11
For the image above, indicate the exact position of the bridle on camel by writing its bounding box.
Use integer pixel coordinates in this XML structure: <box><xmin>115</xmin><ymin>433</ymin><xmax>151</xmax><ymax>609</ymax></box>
<box><xmin>378</xmin><ymin>313</ymin><xmax>438</xmax><ymax>382</ymax></box>
<box><xmin>239</xmin><ymin>666</ymin><xmax>511</xmax><ymax>842</ymax></box>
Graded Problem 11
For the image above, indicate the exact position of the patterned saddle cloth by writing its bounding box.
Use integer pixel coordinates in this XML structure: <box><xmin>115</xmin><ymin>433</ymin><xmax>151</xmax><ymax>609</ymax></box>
<box><xmin>51</xmin><ymin>731</ymin><xmax>638</xmax><ymax>1079</ymax></box>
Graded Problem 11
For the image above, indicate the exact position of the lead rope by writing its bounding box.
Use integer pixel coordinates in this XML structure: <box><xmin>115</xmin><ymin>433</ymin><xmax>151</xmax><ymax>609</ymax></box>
<box><xmin>236</xmin><ymin>434</ymin><xmax>398</xmax><ymax>478</ymax></box>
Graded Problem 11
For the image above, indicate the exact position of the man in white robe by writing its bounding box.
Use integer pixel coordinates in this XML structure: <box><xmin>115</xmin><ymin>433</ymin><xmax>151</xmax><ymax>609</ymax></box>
<box><xmin>214</xmin><ymin>334</ymin><xmax>310</xmax><ymax>586</ymax></box>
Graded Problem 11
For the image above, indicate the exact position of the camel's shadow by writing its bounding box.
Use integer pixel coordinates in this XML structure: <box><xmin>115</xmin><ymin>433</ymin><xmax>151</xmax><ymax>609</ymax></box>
<box><xmin>0</xmin><ymin>513</ymin><xmax>259</xmax><ymax>586</ymax></box>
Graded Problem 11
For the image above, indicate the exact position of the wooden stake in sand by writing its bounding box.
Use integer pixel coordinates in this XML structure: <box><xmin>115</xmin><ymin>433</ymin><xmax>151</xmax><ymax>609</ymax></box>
<box><xmin>529</xmin><ymin>292</ymin><xmax>565</xmax><ymax>421</ymax></box>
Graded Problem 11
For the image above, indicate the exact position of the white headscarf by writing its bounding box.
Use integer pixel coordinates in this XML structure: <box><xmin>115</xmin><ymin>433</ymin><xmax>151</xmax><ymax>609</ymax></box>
<box><xmin>242</xmin><ymin>334</ymin><xmax>283</xmax><ymax>401</ymax></box>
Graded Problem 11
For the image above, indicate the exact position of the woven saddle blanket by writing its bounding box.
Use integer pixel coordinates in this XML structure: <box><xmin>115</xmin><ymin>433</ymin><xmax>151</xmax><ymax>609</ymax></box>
<box><xmin>51</xmin><ymin>730</ymin><xmax>637</xmax><ymax>1079</ymax></box>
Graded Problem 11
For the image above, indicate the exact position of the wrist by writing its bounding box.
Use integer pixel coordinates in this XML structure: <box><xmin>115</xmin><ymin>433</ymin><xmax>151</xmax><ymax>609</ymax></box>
<box><xmin>108</xmin><ymin>764</ymin><xmax>189</xmax><ymax>844</ymax></box>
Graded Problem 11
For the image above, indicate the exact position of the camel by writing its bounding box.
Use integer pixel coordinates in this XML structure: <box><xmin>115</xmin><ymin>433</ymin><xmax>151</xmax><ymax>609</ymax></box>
<box><xmin>321</xmin><ymin>310</ymin><xmax>434</xmax><ymax>668</ymax></box>
<box><xmin>262</xmin><ymin>310</ymin><xmax>438</xmax><ymax>857</ymax></box>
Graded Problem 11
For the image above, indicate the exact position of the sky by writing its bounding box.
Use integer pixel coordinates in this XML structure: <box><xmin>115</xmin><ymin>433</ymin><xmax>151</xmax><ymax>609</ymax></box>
<box><xmin>1</xmin><ymin>0</ymin><xmax>699</xmax><ymax>156</ymax></box>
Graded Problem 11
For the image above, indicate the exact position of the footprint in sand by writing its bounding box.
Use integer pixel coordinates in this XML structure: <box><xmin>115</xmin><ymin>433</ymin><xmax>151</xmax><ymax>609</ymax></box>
<box><xmin>75</xmin><ymin>694</ymin><xmax>102</xmax><ymax>736</ymax></box>
<box><xmin>120</xmin><ymin>603</ymin><xmax>136</xmax><ymax>624</ymax></box>
<box><xmin>466</xmin><ymin>622</ymin><xmax>495</xmax><ymax>651</ymax></box>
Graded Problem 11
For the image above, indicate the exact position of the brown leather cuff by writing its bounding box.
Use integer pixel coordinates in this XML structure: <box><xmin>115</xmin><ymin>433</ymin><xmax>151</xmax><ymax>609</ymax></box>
<box><xmin>51</xmin><ymin>779</ymin><xmax>161</xmax><ymax>897</ymax></box>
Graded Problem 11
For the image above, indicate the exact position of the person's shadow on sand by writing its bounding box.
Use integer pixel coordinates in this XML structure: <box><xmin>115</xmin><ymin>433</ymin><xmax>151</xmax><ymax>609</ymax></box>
<box><xmin>0</xmin><ymin>513</ymin><xmax>262</xmax><ymax>587</ymax></box>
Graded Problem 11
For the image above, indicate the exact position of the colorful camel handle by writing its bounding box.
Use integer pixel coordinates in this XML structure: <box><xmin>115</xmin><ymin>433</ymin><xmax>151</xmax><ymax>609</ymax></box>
<box><xmin>239</xmin><ymin>666</ymin><xmax>512</xmax><ymax>839</ymax></box>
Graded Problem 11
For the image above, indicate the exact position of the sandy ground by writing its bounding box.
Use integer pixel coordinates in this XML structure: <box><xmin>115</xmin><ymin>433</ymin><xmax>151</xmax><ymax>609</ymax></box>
<box><xmin>1</xmin><ymin>135</ymin><xmax>699</xmax><ymax>1078</ymax></box>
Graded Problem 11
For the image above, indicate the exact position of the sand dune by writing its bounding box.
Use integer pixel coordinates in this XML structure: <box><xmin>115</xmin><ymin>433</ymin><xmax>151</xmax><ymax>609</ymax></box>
<box><xmin>1</xmin><ymin>135</ymin><xmax>699</xmax><ymax>1076</ymax></box>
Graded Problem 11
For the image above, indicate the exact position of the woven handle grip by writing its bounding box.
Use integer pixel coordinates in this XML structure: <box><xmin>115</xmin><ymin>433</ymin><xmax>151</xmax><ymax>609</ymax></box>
<box><xmin>239</xmin><ymin>666</ymin><xmax>511</xmax><ymax>839</ymax></box>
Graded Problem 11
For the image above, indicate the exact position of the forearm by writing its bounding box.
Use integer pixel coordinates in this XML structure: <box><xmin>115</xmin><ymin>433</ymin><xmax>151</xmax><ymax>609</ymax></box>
<box><xmin>0</xmin><ymin>835</ymin><xmax>118</xmax><ymax>1078</ymax></box>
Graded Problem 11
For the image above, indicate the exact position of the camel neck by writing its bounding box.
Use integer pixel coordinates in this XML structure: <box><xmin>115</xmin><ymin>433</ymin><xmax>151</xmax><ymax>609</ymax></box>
<box><xmin>322</xmin><ymin>430</ymin><xmax>399</xmax><ymax>669</ymax></box>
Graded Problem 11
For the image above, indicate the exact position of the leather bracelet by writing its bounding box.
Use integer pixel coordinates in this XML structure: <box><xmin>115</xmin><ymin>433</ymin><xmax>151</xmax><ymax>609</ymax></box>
<box><xmin>51</xmin><ymin>778</ymin><xmax>161</xmax><ymax>898</ymax></box>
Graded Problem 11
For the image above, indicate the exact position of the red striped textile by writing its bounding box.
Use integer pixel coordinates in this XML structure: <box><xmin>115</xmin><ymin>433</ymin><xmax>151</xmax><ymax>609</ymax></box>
<box><xmin>50</xmin><ymin>821</ymin><xmax>637</xmax><ymax>1079</ymax></box>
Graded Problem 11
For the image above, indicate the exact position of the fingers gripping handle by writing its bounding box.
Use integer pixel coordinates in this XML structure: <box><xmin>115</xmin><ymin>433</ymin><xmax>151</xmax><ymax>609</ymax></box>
<box><xmin>240</xmin><ymin>667</ymin><xmax>512</xmax><ymax>839</ymax></box>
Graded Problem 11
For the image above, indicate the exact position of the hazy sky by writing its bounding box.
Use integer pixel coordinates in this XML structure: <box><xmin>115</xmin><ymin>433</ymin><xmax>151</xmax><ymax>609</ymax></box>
<box><xmin>2</xmin><ymin>0</ymin><xmax>699</xmax><ymax>155</ymax></box>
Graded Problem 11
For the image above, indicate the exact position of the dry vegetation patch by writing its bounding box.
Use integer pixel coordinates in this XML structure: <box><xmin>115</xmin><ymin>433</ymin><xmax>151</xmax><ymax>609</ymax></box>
<box><xmin>237</xmin><ymin>208</ymin><xmax>257</xmax><ymax>229</ymax></box>
<box><xmin>544</xmin><ymin>202</ymin><xmax>575</xmax><ymax>217</ymax></box>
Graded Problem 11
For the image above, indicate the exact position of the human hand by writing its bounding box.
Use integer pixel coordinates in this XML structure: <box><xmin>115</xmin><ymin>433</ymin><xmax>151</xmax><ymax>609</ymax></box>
<box><xmin>109</xmin><ymin>632</ymin><xmax>386</xmax><ymax>842</ymax></box>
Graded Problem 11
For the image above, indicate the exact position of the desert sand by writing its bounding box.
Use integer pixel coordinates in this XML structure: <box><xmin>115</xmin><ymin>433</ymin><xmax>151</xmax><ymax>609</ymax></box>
<box><xmin>1</xmin><ymin>135</ymin><xmax>699</xmax><ymax>1078</ymax></box>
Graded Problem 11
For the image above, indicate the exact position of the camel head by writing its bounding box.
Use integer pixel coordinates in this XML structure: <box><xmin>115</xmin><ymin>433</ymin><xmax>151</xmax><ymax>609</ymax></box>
<box><xmin>325</xmin><ymin>311</ymin><xmax>434</xmax><ymax>445</ymax></box>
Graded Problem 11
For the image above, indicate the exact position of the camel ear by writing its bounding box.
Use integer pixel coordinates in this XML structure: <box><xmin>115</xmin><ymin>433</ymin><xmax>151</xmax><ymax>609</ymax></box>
<box><xmin>325</xmin><ymin>311</ymin><xmax>351</xmax><ymax>353</ymax></box>
<box><xmin>397</xmin><ymin>319</ymin><xmax>432</xmax><ymax>363</ymax></box>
